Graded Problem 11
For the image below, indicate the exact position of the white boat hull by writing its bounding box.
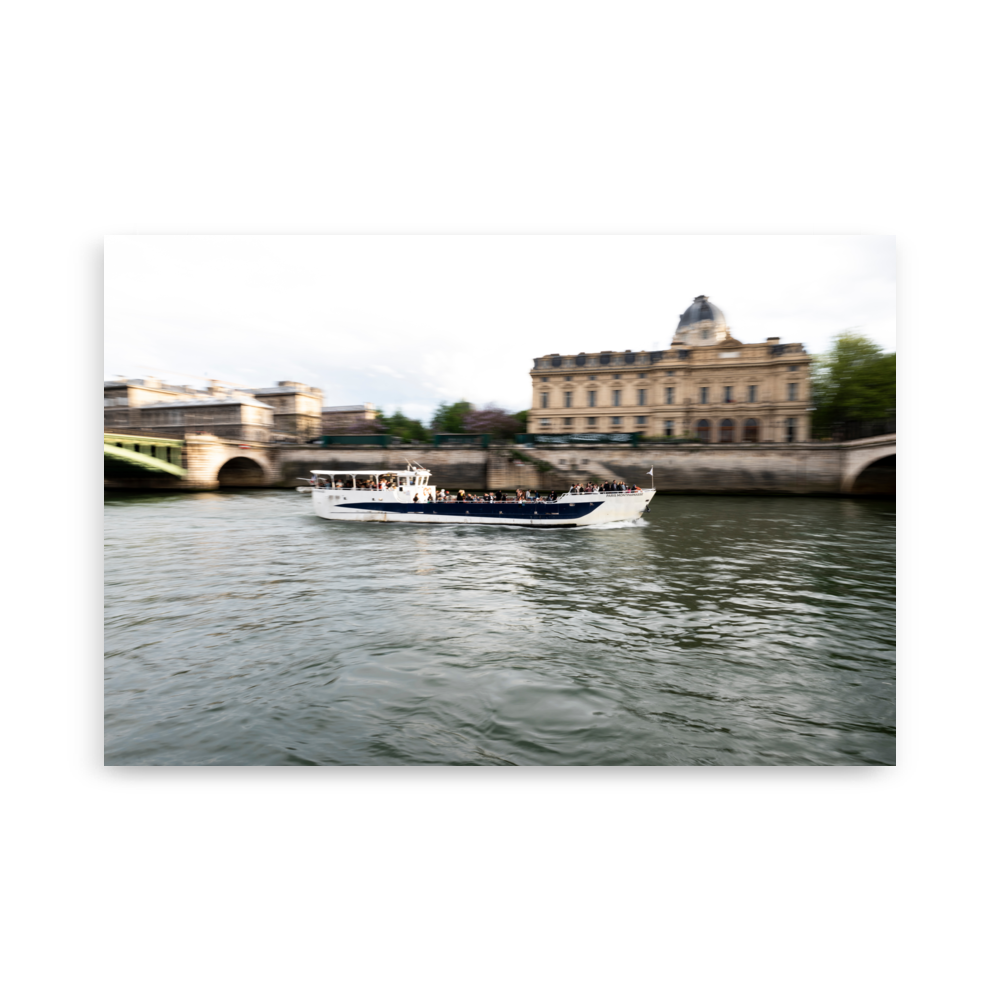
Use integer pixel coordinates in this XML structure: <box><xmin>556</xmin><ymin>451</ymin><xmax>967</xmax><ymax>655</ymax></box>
<box><xmin>305</xmin><ymin>488</ymin><xmax>654</xmax><ymax>527</ymax></box>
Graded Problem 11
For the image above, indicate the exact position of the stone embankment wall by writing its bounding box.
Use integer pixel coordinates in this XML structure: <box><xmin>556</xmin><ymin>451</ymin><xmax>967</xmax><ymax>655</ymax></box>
<box><xmin>529</xmin><ymin>444</ymin><xmax>844</xmax><ymax>494</ymax></box>
<box><xmin>274</xmin><ymin>440</ymin><xmax>892</xmax><ymax>494</ymax></box>
<box><xmin>105</xmin><ymin>435</ymin><xmax>895</xmax><ymax>495</ymax></box>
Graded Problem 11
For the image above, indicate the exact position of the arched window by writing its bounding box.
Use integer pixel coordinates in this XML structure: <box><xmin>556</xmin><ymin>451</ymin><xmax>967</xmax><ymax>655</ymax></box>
<box><xmin>696</xmin><ymin>419</ymin><xmax>712</xmax><ymax>443</ymax></box>
<box><xmin>743</xmin><ymin>418</ymin><xmax>758</xmax><ymax>443</ymax></box>
<box><xmin>785</xmin><ymin>417</ymin><xmax>797</xmax><ymax>443</ymax></box>
<box><xmin>719</xmin><ymin>418</ymin><xmax>734</xmax><ymax>443</ymax></box>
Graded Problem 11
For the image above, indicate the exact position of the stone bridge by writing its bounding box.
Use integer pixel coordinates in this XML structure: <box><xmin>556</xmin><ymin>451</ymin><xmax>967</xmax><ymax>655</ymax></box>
<box><xmin>104</xmin><ymin>432</ymin><xmax>895</xmax><ymax>496</ymax></box>
<box><xmin>104</xmin><ymin>433</ymin><xmax>282</xmax><ymax>490</ymax></box>
<box><xmin>836</xmin><ymin>434</ymin><xmax>896</xmax><ymax>494</ymax></box>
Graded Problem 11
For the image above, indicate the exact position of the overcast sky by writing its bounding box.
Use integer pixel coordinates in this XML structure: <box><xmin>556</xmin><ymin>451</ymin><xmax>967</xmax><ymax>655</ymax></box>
<box><xmin>105</xmin><ymin>236</ymin><xmax>895</xmax><ymax>422</ymax></box>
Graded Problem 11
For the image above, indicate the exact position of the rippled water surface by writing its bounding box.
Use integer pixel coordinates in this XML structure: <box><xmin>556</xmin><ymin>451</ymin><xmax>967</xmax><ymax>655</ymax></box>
<box><xmin>105</xmin><ymin>491</ymin><xmax>895</xmax><ymax>766</ymax></box>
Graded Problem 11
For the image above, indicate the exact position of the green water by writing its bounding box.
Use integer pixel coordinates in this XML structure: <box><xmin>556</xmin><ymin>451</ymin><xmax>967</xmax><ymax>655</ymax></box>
<box><xmin>104</xmin><ymin>491</ymin><xmax>895</xmax><ymax>765</ymax></box>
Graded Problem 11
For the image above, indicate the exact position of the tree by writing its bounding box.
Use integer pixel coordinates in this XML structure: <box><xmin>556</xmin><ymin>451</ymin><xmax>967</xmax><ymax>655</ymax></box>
<box><xmin>810</xmin><ymin>332</ymin><xmax>895</xmax><ymax>439</ymax></box>
<box><xmin>462</xmin><ymin>405</ymin><xmax>524</xmax><ymax>439</ymax></box>
<box><xmin>431</xmin><ymin>400</ymin><xmax>474</xmax><ymax>433</ymax></box>
<box><xmin>379</xmin><ymin>408</ymin><xmax>430</xmax><ymax>443</ymax></box>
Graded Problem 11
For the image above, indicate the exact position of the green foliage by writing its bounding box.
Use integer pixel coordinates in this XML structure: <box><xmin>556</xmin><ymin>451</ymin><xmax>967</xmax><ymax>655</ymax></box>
<box><xmin>376</xmin><ymin>409</ymin><xmax>430</xmax><ymax>443</ymax></box>
<box><xmin>512</xmin><ymin>410</ymin><xmax>529</xmax><ymax>435</ymax></box>
<box><xmin>810</xmin><ymin>332</ymin><xmax>896</xmax><ymax>438</ymax></box>
<box><xmin>431</xmin><ymin>400</ymin><xmax>474</xmax><ymax>433</ymax></box>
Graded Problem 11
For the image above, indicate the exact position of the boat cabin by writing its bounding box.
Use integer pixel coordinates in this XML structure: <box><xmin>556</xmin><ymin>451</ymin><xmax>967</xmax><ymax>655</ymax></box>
<box><xmin>308</xmin><ymin>467</ymin><xmax>434</xmax><ymax>502</ymax></box>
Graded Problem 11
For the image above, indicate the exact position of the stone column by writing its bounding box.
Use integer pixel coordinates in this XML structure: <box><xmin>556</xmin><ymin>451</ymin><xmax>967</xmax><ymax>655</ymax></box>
<box><xmin>181</xmin><ymin>434</ymin><xmax>225</xmax><ymax>490</ymax></box>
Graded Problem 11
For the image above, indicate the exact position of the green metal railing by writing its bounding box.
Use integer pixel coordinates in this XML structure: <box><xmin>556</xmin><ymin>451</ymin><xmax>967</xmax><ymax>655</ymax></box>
<box><xmin>432</xmin><ymin>434</ymin><xmax>491</xmax><ymax>448</ymax></box>
<box><xmin>515</xmin><ymin>432</ymin><xmax>640</xmax><ymax>447</ymax></box>
<box><xmin>317</xmin><ymin>435</ymin><xmax>393</xmax><ymax>448</ymax></box>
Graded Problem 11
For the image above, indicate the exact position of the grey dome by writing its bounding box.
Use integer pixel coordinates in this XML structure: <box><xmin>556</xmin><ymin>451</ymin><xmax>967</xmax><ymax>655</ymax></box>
<box><xmin>675</xmin><ymin>295</ymin><xmax>726</xmax><ymax>333</ymax></box>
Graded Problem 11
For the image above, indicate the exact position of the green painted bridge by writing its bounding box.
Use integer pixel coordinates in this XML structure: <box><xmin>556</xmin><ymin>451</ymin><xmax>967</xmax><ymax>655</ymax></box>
<box><xmin>104</xmin><ymin>433</ymin><xmax>187</xmax><ymax>478</ymax></box>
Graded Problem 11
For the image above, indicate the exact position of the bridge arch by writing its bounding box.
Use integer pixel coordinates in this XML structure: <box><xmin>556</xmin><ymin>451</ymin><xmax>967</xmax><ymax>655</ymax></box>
<box><xmin>840</xmin><ymin>437</ymin><xmax>896</xmax><ymax>494</ymax></box>
<box><xmin>217</xmin><ymin>456</ymin><xmax>268</xmax><ymax>487</ymax></box>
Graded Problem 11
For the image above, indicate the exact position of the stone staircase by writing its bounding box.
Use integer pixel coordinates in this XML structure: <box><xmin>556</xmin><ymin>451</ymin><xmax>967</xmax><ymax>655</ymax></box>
<box><xmin>486</xmin><ymin>448</ymin><xmax>542</xmax><ymax>490</ymax></box>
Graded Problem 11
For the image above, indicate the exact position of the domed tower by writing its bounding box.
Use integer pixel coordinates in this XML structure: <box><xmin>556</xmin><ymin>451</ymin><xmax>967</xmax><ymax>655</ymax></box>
<box><xmin>672</xmin><ymin>295</ymin><xmax>731</xmax><ymax>346</ymax></box>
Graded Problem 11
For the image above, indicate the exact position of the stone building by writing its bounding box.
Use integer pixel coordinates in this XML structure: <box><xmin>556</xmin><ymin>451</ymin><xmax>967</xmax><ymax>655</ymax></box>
<box><xmin>245</xmin><ymin>381</ymin><xmax>323</xmax><ymax>442</ymax></box>
<box><xmin>105</xmin><ymin>377</ymin><xmax>275</xmax><ymax>442</ymax></box>
<box><xmin>527</xmin><ymin>296</ymin><xmax>812</xmax><ymax>443</ymax></box>
<box><xmin>321</xmin><ymin>402</ymin><xmax>379</xmax><ymax>434</ymax></box>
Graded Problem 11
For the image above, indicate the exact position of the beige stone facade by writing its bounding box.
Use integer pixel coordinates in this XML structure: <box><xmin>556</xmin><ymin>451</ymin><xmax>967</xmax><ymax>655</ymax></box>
<box><xmin>321</xmin><ymin>403</ymin><xmax>379</xmax><ymax>434</ymax></box>
<box><xmin>247</xmin><ymin>381</ymin><xmax>323</xmax><ymax>441</ymax></box>
<box><xmin>104</xmin><ymin>377</ymin><xmax>308</xmax><ymax>443</ymax></box>
<box><xmin>527</xmin><ymin>297</ymin><xmax>813</xmax><ymax>443</ymax></box>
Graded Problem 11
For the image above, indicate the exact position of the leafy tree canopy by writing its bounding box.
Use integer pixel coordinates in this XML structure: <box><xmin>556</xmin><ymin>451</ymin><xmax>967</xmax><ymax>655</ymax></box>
<box><xmin>462</xmin><ymin>405</ymin><xmax>525</xmax><ymax>439</ymax></box>
<box><xmin>811</xmin><ymin>332</ymin><xmax>895</xmax><ymax>438</ymax></box>
<box><xmin>376</xmin><ymin>409</ymin><xmax>430</xmax><ymax>442</ymax></box>
<box><xmin>431</xmin><ymin>400</ymin><xmax>474</xmax><ymax>433</ymax></box>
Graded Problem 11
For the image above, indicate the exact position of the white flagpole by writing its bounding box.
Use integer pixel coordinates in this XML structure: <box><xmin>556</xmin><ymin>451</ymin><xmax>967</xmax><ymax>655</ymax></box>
<box><xmin>648</xmin><ymin>466</ymin><xmax>654</xmax><ymax>492</ymax></box>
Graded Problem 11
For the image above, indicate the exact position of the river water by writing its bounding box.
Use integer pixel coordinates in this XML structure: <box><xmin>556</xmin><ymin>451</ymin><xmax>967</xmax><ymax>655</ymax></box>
<box><xmin>105</xmin><ymin>491</ymin><xmax>895</xmax><ymax>766</ymax></box>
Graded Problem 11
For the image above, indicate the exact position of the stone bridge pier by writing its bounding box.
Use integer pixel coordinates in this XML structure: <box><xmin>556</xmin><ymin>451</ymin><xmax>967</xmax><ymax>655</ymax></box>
<box><xmin>181</xmin><ymin>434</ymin><xmax>282</xmax><ymax>489</ymax></box>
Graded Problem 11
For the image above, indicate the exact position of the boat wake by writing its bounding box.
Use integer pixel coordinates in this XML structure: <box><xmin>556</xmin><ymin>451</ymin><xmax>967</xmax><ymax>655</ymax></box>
<box><xmin>579</xmin><ymin>518</ymin><xmax>647</xmax><ymax>530</ymax></box>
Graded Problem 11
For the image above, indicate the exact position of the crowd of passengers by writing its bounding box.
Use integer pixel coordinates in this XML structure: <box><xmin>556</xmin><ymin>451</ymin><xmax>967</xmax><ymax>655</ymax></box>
<box><xmin>310</xmin><ymin>475</ymin><xmax>642</xmax><ymax>501</ymax></box>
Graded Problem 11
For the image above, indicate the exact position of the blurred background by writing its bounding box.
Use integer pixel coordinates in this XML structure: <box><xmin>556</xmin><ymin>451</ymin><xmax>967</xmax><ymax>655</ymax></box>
<box><xmin>105</xmin><ymin>235</ymin><xmax>895</xmax><ymax>427</ymax></box>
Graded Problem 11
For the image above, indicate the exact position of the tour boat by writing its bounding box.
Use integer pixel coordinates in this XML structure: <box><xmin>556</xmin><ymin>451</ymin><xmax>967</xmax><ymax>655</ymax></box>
<box><xmin>297</xmin><ymin>465</ymin><xmax>654</xmax><ymax>527</ymax></box>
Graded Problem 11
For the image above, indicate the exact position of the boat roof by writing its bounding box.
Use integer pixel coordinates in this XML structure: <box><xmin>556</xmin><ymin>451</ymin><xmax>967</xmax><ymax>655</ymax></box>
<box><xmin>309</xmin><ymin>469</ymin><xmax>429</xmax><ymax>476</ymax></box>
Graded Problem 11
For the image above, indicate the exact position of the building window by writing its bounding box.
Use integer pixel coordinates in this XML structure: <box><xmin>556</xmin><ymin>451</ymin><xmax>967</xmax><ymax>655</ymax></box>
<box><xmin>666</xmin><ymin>370</ymin><xmax>675</xmax><ymax>376</ymax></box>
<box><xmin>699</xmin><ymin>387</ymin><xmax>709</xmax><ymax>404</ymax></box>
<box><xmin>786</xmin><ymin>417</ymin><xmax>796</xmax><ymax>442</ymax></box>
<box><xmin>743</xmin><ymin>418</ymin><xmax>759</xmax><ymax>443</ymax></box>
<box><xmin>666</xmin><ymin>386</ymin><xmax>675</xmax><ymax>404</ymax></box>
<box><xmin>638</xmin><ymin>372</ymin><xmax>647</xmax><ymax>378</ymax></box>
<box><xmin>723</xmin><ymin>386</ymin><xmax>733</xmax><ymax>403</ymax></box>
<box><xmin>787</xmin><ymin>382</ymin><xmax>798</xmax><ymax>401</ymax></box>
<box><xmin>612</xmin><ymin>389</ymin><xmax>621</xmax><ymax>406</ymax></box>
<box><xmin>637</xmin><ymin>388</ymin><xmax>647</xmax><ymax>405</ymax></box>
<box><xmin>587</xmin><ymin>416</ymin><xmax>597</xmax><ymax>426</ymax></box>
<box><xmin>564</xmin><ymin>376</ymin><xmax>572</xmax><ymax>382</ymax></box>
<box><xmin>541</xmin><ymin>392</ymin><xmax>549</xmax><ymax>408</ymax></box>
<box><xmin>611</xmin><ymin>416</ymin><xmax>621</xmax><ymax>426</ymax></box>
<box><xmin>696</xmin><ymin>419</ymin><xmax>712</xmax><ymax>443</ymax></box>
<box><xmin>540</xmin><ymin>418</ymin><xmax>550</xmax><ymax>427</ymax></box>
<box><xmin>748</xmin><ymin>385</ymin><xmax>757</xmax><ymax>403</ymax></box>
<box><xmin>719</xmin><ymin>418</ymin><xmax>734</xmax><ymax>443</ymax></box>
<box><xmin>788</xmin><ymin>365</ymin><xmax>799</xmax><ymax>372</ymax></box>
<box><xmin>664</xmin><ymin>419</ymin><xmax>674</xmax><ymax>437</ymax></box>
<box><xmin>564</xmin><ymin>391</ymin><xmax>573</xmax><ymax>407</ymax></box>
<box><xmin>541</xmin><ymin>376</ymin><xmax>549</xmax><ymax>382</ymax></box>
<box><xmin>701</xmin><ymin>330</ymin><xmax>709</xmax><ymax>340</ymax></box>
<box><xmin>588</xmin><ymin>390</ymin><xmax>596</xmax><ymax>407</ymax></box>
<box><xmin>613</xmin><ymin>373</ymin><xmax>621</xmax><ymax>379</ymax></box>
<box><xmin>588</xmin><ymin>375</ymin><xmax>596</xmax><ymax>380</ymax></box>
<box><xmin>563</xmin><ymin>417</ymin><xmax>573</xmax><ymax>427</ymax></box>
<box><xmin>636</xmin><ymin>415</ymin><xmax>647</xmax><ymax>425</ymax></box>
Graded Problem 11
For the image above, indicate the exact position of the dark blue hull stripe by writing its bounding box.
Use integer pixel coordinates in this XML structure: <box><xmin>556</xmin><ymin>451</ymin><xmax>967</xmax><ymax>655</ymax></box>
<box><xmin>338</xmin><ymin>501</ymin><xmax>603</xmax><ymax>520</ymax></box>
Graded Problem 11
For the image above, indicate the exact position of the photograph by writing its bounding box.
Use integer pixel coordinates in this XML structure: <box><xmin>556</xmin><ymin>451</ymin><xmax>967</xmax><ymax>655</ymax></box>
<box><xmin>104</xmin><ymin>236</ymin><xmax>896</xmax><ymax>765</ymax></box>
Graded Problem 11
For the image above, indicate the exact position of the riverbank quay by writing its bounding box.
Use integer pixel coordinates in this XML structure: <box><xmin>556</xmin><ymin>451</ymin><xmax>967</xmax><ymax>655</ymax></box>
<box><xmin>103</xmin><ymin>433</ymin><xmax>895</xmax><ymax>496</ymax></box>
